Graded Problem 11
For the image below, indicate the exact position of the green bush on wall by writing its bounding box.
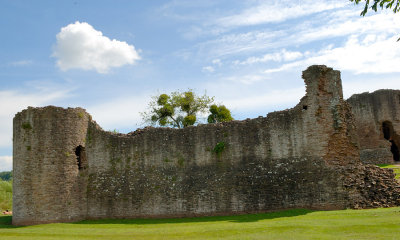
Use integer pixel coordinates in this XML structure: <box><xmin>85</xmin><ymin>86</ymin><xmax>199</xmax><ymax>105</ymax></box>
<box><xmin>213</xmin><ymin>142</ymin><xmax>226</xmax><ymax>156</ymax></box>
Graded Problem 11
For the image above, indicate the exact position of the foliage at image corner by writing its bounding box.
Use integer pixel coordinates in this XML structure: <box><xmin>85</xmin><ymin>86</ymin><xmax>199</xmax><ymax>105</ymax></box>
<box><xmin>141</xmin><ymin>90</ymin><xmax>233</xmax><ymax>128</ymax></box>
<box><xmin>350</xmin><ymin>0</ymin><xmax>400</xmax><ymax>41</ymax></box>
<box><xmin>350</xmin><ymin>0</ymin><xmax>400</xmax><ymax>16</ymax></box>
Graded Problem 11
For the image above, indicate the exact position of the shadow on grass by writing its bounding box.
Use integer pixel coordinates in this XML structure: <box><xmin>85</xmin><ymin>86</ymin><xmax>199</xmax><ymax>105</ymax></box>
<box><xmin>0</xmin><ymin>216</ymin><xmax>15</xmax><ymax>229</ymax></box>
<box><xmin>73</xmin><ymin>209</ymin><xmax>315</xmax><ymax>225</ymax></box>
<box><xmin>0</xmin><ymin>209</ymin><xmax>315</xmax><ymax>228</ymax></box>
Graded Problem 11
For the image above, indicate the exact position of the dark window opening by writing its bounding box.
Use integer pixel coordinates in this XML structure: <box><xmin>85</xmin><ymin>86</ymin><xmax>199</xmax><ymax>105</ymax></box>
<box><xmin>75</xmin><ymin>145</ymin><xmax>86</xmax><ymax>170</ymax></box>
<box><xmin>390</xmin><ymin>140</ymin><xmax>400</xmax><ymax>162</ymax></box>
<box><xmin>302</xmin><ymin>105</ymin><xmax>308</xmax><ymax>110</ymax></box>
<box><xmin>382</xmin><ymin>122</ymin><xmax>391</xmax><ymax>140</ymax></box>
<box><xmin>382</xmin><ymin>121</ymin><xmax>400</xmax><ymax>162</ymax></box>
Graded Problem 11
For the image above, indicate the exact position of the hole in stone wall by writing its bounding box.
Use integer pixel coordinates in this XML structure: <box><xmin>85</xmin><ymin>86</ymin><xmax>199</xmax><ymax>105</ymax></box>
<box><xmin>382</xmin><ymin>121</ymin><xmax>400</xmax><ymax>162</ymax></box>
<box><xmin>303</xmin><ymin>105</ymin><xmax>308</xmax><ymax>110</ymax></box>
<box><xmin>75</xmin><ymin>145</ymin><xmax>86</xmax><ymax>170</ymax></box>
<box><xmin>390</xmin><ymin>140</ymin><xmax>400</xmax><ymax>162</ymax></box>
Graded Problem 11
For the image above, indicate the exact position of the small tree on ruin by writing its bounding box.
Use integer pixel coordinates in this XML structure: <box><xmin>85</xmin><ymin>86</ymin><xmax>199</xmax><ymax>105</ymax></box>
<box><xmin>142</xmin><ymin>90</ymin><xmax>233</xmax><ymax>128</ymax></box>
<box><xmin>207</xmin><ymin>104</ymin><xmax>233</xmax><ymax>123</ymax></box>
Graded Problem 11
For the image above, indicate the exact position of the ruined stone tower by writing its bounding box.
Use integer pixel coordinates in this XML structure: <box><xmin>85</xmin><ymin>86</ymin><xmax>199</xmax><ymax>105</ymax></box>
<box><xmin>12</xmin><ymin>65</ymin><xmax>400</xmax><ymax>225</ymax></box>
<box><xmin>13</xmin><ymin>108</ymin><xmax>90</xmax><ymax>225</ymax></box>
<box><xmin>348</xmin><ymin>90</ymin><xmax>400</xmax><ymax>164</ymax></box>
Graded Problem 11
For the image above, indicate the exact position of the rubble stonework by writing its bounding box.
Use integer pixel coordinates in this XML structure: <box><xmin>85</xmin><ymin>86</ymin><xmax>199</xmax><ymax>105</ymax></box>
<box><xmin>347</xmin><ymin>90</ymin><xmax>400</xmax><ymax>164</ymax></box>
<box><xmin>12</xmin><ymin>65</ymin><xmax>400</xmax><ymax>226</ymax></box>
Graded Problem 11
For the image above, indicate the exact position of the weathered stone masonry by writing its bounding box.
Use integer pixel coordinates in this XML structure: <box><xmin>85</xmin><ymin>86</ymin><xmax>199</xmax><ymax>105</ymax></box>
<box><xmin>12</xmin><ymin>65</ymin><xmax>400</xmax><ymax>225</ymax></box>
<box><xmin>347</xmin><ymin>90</ymin><xmax>400</xmax><ymax>164</ymax></box>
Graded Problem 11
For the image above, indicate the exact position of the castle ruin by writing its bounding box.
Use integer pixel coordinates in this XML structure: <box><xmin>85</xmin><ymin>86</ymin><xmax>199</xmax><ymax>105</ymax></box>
<box><xmin>348</xmin><ymin>90</ymin><xmax>400</xmax><ymax>165</ymax></box>
<box><xmin>12</xmin><ymin>65</ymin><xmax>400</xmax><ymax>225</ymax></box>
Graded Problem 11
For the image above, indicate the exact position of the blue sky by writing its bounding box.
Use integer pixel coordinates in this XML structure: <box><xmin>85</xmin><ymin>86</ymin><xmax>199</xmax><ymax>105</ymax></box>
<box><xmin>1</xmin><ymin>0</ymin><xmax>400</xmax><ymax>171</ymax></box>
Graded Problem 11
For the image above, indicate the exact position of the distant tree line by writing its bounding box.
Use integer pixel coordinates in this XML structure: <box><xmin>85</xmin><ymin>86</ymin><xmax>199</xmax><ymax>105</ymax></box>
<box><xmin>0</xmin><ymin>172</ymin><xmax>12</xmax><ymax>211</ymax></box>
<box><xmin>0</xmin><ymin>171</ymin><xmax>12</xmax><ymax>181</ymax></box>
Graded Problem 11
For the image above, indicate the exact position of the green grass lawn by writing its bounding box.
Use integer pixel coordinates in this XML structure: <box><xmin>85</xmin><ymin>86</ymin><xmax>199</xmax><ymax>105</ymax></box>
<box><xmin>377</xmin><ymin>164</ymin><xmax>400</xmax><ymax>179</ymax></box>
<box><xmin>0</xmin><ymin>180</ymin><xmax>12</xmax><ymax>211</ymax></box>
<box><xmin>1</xmin><ymin>207</ymin><xmax>399</xmax><ymax>240</ymax></box>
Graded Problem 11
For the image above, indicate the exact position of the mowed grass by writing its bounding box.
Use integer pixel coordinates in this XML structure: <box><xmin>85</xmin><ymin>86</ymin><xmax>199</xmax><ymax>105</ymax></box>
<box><xmin>377</xmin><ymin>164</ymin><xmax>400</xmax><ymax>180</ymax></box>
<box><xmin>0</xmin><ymin>207</ymin><xmax>399</xmax><ymax>240</ymax></box>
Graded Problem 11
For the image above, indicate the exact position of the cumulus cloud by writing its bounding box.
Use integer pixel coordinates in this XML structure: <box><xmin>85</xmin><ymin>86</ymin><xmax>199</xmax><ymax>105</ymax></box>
<box><xmin>53</xmin><ymin>21</ymin><xmax>140</xmax><ymax>73</ymax></box>
<box><xmin>0</xmin><ymin>156</ymin><xmax>12</xmax><ymax>172</ymax></box>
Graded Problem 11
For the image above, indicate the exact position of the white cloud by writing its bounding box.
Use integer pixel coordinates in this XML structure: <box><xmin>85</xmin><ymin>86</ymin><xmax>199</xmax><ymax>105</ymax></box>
<box><xmin>195</xmin><ymin>30</ymin><xmax>285</xmax><ymax>59</ymax></box>
<box><xmin>0</xmin><ymin>156</ymin><xmax>12</xmax><ymax>172</ymax></box>
<box><xmin>223</xmin><ymin>87</ymin><xmax>305</xmax><ymax>113</ymax></box>
<box><xmin>308</xmin><ymin>35</ymin><xmax>400</xmax><ymax>74</ymax></box>
<box><xmin>263</xmin><ymin>34</ymin><xmax>400</xmax><ymax>75</ymax></box>
<box><xmin>53</xmin><ymin>21</ymin><xmax>140</xmax><ymax>74</ymax></box>
<box><xmin>175</xmin><ymin>0</ymin><xmax>348</xmax><ymax>39</ymax></box>
<box><xmin>185</xmin><ymin>5</ymin><xmax>400</xmax><ymax>62</ymax></box>
<box><xmin>212</xmin><ymin>59</ymin><xmax>222</xmax><ymax>66</ymax></box>
<box><xmin>216</xmin><ymin>0</ymin><xmax>347</xmax><ymax>28</ymax></box>
<box><xmin>235</xmin><ymin>49</ymin><xmax>303</xmax><ymax>65</ymax></box>
<box><xmin>202</xmin><ymin>66</ymin><xmax>215</xmax><ymax>73</ymax></box>
<box><xmin>295</xmin><ymin>9</ymin><xmax>400</xmax><ymax>44</ymax></box>
<box><xmin>343</xmin><ymin>78</ymin><xmax>400</xmax><ymax>99</ymax></box>
<box><xmin>86</xmin><ymin>95</ymin><xmax>149</xmax><ymax>132</ymax></box>
<box><xmin>223</xmin><ymin>74</ymin><xmax>268</xmax><ymax>85</ymax></box>
<box><xmin>0</xmin><ymin>89</ymin><xmax>69</xmax><ymax>148</ymax></box>
<box><xmin>9</xmin><ymin>60</ymin><xmax>33</xmax><ymax>66</ymax></box>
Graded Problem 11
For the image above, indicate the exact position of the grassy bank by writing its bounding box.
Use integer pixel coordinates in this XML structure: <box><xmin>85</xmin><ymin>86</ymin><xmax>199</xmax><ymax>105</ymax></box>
<box><xmin>0</xmin><ymin>180</ymin><xmax>12</xmax><ymax>211</ymax></box>
<box><xmin>377</xmin><ymin>164</ymin><xmax>400</xmax><ymax>179</ymax></box>
<box><xmin>1</xmin><ymin>207</ymin><xmax>399</xmax><ymax>239</ymax></box>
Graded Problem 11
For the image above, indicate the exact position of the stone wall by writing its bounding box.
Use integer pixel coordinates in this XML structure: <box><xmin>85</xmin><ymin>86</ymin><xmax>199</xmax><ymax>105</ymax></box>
<box><xmin>347</xmin><ymin>90</ymin><xmax>400</xmax><ymax>164</ymax></box>
<box><xmin>12</xmin><ymin>65</ymin><xmax>400</xmax><ymax>225</ymax></box>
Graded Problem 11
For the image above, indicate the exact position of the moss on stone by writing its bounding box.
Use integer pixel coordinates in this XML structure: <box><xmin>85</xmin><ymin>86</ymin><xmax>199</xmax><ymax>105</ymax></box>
<box><xmin>177</xmin><ymin>157</ymin><xmax>184</xmax><ymax>167</ymax></box>
<box><xmin>22</xmin><ymin>122</ymin><xmax>32</xmax><ymax>130</ymax></box>
<box><xmin>213</xmin><ymin>142</ymin><xmax>226</xmax><ymax>157</ymax></box>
